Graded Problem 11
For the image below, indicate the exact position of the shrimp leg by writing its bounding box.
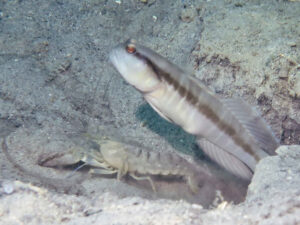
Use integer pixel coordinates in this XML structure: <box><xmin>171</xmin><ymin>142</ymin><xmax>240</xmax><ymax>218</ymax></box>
<box><xmin>90</xmin><ymin>168</ymin><xmax>118</xmax><ymax>175</ymax></box>
<box><xmin>115</xmin><ymin>158</ymin><xmax>129</xmax><ymax>180</ymax></box>
<box><xmin>129</xmin><ymin>172</ymin><xmax>156</xmax><ymax>193</ymax></box>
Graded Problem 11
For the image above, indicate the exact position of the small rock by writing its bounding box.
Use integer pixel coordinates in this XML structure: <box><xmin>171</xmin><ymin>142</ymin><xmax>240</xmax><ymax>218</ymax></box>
<box><xmin>288</xmin><ymin>71</ymin><xmax>300</xmax><ymax>98</ymax></box>
<box><xmin>2</xmin><ymin>180</ymin><xmax>14</xmax><ymax>194</ymax></box>
<box><xmin>180</xmin><ymin>7</ymin><xmax>197</xmax><ymax>23</ymax></box>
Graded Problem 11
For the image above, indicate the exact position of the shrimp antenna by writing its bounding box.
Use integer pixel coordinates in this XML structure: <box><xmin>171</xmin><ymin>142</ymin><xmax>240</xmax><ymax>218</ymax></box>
<box><xmin>65</xmin><ymin>162</ymin><xmax>88</xmax><ymax>179</ymax></box>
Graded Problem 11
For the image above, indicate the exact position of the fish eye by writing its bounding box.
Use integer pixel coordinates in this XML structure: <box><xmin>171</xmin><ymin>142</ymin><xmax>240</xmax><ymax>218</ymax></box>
<box><xmin>126</xmin><ymin>43</ymin><xmax>136</xmax><ymax>54</ymax></box>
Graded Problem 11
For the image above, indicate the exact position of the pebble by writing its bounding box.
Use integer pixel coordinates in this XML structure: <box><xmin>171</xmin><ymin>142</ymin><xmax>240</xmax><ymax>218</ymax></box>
<box><xmin>1</xmin><ymin>180</ymin><xmax>15</xmax><ymax>194</ymax></box>
<box><xmin>180</xmin><ymin>7</ymin><xmax>197</xmax><ymax>23</ymax></box>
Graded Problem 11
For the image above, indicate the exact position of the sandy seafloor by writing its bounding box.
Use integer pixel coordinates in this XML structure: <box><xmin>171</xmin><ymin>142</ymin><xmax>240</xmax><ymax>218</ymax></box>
<box><xmin>0</xmin><ymin>0</ymin><xmax>300</xmax><ymax>224</ymax></box>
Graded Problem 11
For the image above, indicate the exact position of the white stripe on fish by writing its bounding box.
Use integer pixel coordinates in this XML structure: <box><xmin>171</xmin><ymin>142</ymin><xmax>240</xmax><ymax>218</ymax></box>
<box><xmin>109</xmin><ymin>39</ymin><xmax>279</xmax><ymax>180</ymax></box>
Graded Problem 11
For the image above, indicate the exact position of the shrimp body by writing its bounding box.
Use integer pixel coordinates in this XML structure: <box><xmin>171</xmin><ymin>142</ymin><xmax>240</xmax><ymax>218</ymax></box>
<box><xmin>39</xmin><ymin>136</ymin><xmax>200</xmax><ymax>193</ymax></box>
<box><xmin>94</xmin><ymin>137</ymin><xmax>199</xmax><ymax>193</ymax></box>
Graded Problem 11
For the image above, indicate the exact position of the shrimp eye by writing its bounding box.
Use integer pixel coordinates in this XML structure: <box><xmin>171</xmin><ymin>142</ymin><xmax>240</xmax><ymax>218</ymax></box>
<box><xmin>126</xmin><ymin>43</ymin><xmax>136</xmax><ymax>54</ymax></box>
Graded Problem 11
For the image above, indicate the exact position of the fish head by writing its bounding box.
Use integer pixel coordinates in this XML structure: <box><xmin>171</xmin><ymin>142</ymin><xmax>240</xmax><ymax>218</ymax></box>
<box><xmin>109</xmin><ymin>39</ymin><xmax>161</xmax><ymax>93</ymax></box>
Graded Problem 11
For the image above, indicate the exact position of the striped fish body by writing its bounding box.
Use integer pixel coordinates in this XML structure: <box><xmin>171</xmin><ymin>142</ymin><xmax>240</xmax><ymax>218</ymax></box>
<box><xmin>109</xmin><ymin>39</ymin><xmax>279</xmax><ymax>180</ymax></box>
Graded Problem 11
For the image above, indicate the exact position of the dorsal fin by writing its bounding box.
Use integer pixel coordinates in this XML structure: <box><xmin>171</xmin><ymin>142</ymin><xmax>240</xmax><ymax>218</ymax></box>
<box><xmin>222</xmin><ymin>98</ymin><xmax>279</xmax><ymax>155</ymax></box>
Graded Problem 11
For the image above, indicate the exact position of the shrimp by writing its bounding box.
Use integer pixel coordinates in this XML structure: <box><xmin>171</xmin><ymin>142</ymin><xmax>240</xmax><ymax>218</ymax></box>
<box><xmin>39</xmin><ymin>136</ymin><xmax>200</xmax><ymax>193</ymax></box>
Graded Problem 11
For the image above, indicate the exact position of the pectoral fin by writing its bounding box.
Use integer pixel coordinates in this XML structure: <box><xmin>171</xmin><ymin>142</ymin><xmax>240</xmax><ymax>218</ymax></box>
<box><xmin>146</xmin><ymin>98</ymin><xmax>174</xmax><ymax>123</ymax></box>
<box><xmin>197</xmin><ymin>138</ymin><xmax>253</xmax><ymax>180</ymax></box>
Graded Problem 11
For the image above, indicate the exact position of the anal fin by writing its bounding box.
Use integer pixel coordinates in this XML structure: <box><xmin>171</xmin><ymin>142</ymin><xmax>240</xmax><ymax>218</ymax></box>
<box><xmin>197</xmin><ymin>138</ymin><xmax>253</xmax><ymax>180</ymax></box>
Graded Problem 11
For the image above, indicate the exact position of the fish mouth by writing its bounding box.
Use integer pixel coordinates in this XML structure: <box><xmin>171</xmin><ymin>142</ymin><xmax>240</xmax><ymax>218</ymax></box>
<box><xmin>109</xmin><ymin>48</ymin><xmax>118</xmax><ymax>67</ymax></box>
<box><xmin>109</xmin><ymin>48</ymin><xmax>126</xmax><ymax>77</ymax></box>
<box><xmin>109</xmin><ymin>43</ymin><xmax>124</xmax><ymax>66</ymax></box>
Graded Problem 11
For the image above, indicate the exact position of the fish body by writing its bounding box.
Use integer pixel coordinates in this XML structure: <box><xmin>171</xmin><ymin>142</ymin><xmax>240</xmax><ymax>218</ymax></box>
<box><xmin>109</xmin><ymin>39</ymin><xmax>279</xmax><ymax>180</ymax></box>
